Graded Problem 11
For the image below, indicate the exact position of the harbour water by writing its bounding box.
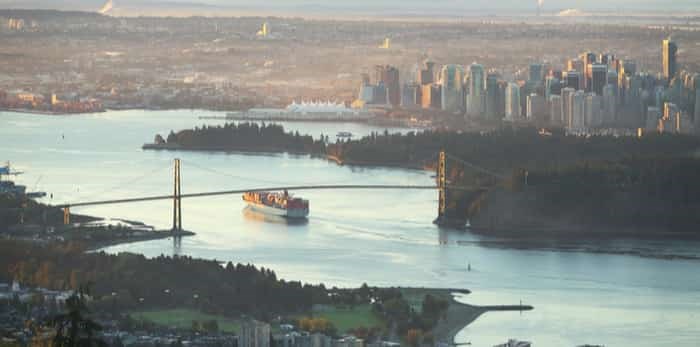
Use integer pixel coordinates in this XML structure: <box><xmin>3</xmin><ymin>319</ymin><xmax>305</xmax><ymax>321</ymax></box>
<box><xmin>2</xmin><ymin>109</ymin><xmax>700</xmax><ymax>346</ymax></box>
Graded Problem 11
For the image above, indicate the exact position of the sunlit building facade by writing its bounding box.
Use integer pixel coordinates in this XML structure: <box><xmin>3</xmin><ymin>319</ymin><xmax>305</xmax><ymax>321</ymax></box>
<box><xmin>505</xmin><ymin>82</ymin><xmax>521</xmax><ymax>121</ymax></box>
<box><xmin>663</xmin><ymin>39</ymin><xmax>678</xmax><ymax>83</ymax></box>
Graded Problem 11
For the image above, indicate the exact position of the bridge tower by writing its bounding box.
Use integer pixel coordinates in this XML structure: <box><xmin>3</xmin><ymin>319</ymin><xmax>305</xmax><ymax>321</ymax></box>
<box><xmin>172</xmin><ymin>158</ymin><xmax>182</xmax><ymax>231</ymax></box>
<box><xmin>438</xmin><ymin>150</ymin><xmax>447</xmax><ymax>218</ymax></box>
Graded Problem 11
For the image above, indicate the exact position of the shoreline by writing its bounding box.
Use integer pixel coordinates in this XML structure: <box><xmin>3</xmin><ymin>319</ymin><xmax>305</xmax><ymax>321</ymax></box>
<box><xmin>427</xmin><ymin>290</ymin><xmax>533</xmax><ymax>344</ymax></box>
<box><xmin>0</xmin><ymin>107</ymin><xmax>105</xmax><ymax>116</ymax></box>
<box><xmin>142</xmin><ymin>142</ymin><xmax>323</xmax><ymax>158</ymax></box>
<box><xmin>142</xmin><ymin>143</ymin><xmax>429</xmax><ymax>171</ymax></box>
<box><xmin>468</xmin><ymin>225</ymin><xmax>700</xmax><ymax>240</ymax></box>
<box><xmin>325</xmin><ymin>154</ymin><xmax>427</xmax><ymax>171</ymax></box>
<box><xmin>86</xmin><ymin>229</ymin><xmax>196</xmax><ymax>251</ymax></box>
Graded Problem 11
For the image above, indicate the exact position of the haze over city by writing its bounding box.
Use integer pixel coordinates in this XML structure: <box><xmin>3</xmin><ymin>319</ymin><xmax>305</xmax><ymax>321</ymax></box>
<box><xmin>1</xmin><ymin>1</ymin><xmax>700</xmax><ymax>347</ymax></box>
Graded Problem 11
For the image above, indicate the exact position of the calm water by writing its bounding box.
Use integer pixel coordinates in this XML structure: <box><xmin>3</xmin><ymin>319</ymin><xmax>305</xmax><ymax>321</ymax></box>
<box><xmin>2</xmin><ymin>109</ymin><xmax>700</xmax><ymax>347</ymax></box>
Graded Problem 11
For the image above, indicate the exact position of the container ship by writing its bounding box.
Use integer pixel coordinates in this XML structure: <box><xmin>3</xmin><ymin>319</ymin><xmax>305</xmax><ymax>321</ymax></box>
<box><xmin>242</xmin><ymin>190</ymin><xmax>309</xmax><ymax>219</ymax></box>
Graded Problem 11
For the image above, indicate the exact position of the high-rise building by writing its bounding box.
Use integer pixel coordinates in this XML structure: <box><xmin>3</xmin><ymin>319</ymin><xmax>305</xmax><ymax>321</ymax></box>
<box><xmin>420</xmin><ymin>84</ymin><xmax>441</xmax><ymax>109</ymax></box>
<box><xmin>567</xmin><ymin>58</ymin><xmax>584</xmax><ymax>76</ymax></box>
<box><xmin>667</xmin><ymin>76</ymin><xmax>683</xmax><ymax>107</ymax></box>
<box><xmin>467</xmin><ymin>63</ymin><xmax>485</xmax><ymax>118</ymax></box>
<box><xmin>430</xmin><ymin>84</ymin><xmax>442</xmax><ymax>109</ymax></box>
<box><xmin>311</xmin><ymin>333</ymin><xmax>333</xmax><ymax>347</ymax></box>
<box><xmin>551</xmin><ymin>70</ymin><xmax>563</xmax><ymax>81</ymax></box>
<box><xmin>372</xmin><ymin>82</ymin><xmax>388</xmax><ymax>105</ymax></box>
<box><xmin>585</xmin><ymin>93</ymin><xmax>603</xmax><ymax>127</ymax></box>
<box><xmin>589</xmin><ymin>64</ymin><xmax>608</xmax><ymax>96</ymax></box>
<box><xmin>663</xmin><ymin>39</ymin><xmax>678</xmax><ymax>83</ymax></box>
<box><xmin>240</xmin><ymin>320</ymin><xmax>271</xmax><ymax>347</ymax></box>
<box><xmin>529</xmin><ymin>63</ymin><xmax>544</xmax><ymax>83</ymax></box>
<box><xmin>570</xmin><ymin>90</ymin><xmax>586</xmax><ymax>130</ymax></box>
<box><xmin>602</xmin><ymin>84</ymin><xmax>617</xmax><ymax>124</ymax></box>
<box><xmin>662</xmin><ymin>102</ymin><xmax>681</xmax><ymax>133</ymax></box>
<box><xmin>691</xmin><ymin>73</ymin><xmax>700</xmax><ymax>92</ymax></box>
<box><xmin>561</xmin><ymin>87</ymin><xmax>576</xmax><ymax>127</ymax></box>
<box><xmin>505</xmin><ymin>82</ymin><xmax>521</xmax><ymax>121</ymax></box>
<box><xmin>440</xmin><ymin>64</ymin><xmax>465</xmax><ymax>114</ymax></box>
<box><xmin>646</xmin><ymin>106</ymin><xmax>662</xmax><ymax>131</ymax></box>
<box><xmin>695</xmin><ymin>88</ymin><xmax>700</xmax><ymax>134</ymax></box>
<box><xmin>402</xmin><ymin>83</ymin><xmax>421</xmax><ymax>108</ymax></box>
<box><xmin>580</xmin><ymin>52</ymin><xmax>597</xmax><ymax>91</ymax></box>
<box><xmin>545</xmin><ymin>76</ymin><xmax>561</xmax><ymax>99</ymax></box>
<box><xmin>580</xmin><ymin>52</ymin><xmax>597</xmax><ymax>67</ymax></box>
<box><xmin>606</xmin><ymin>70</ymin><xmax>618</xmax><ymax>87</ymax></box>
<box><xmin>420</xmin><ymin>84</ymin><xmax>432</xmax><ymax>109</ymax></box>
<box><xmin>358</xmin><ymin>84</ymin><xmax>375</xmax><ymax>104</ymax></box>
<box><xmin>485</xmin><ymin>72</ymin><xmax>502</xmax><ymax>119</ymax></box>
<box><xmin>565</xmin><ymin>71</ymin><xmax>581</xmax><ymax>90</ymax></box>
<box><xmin>653</xmin><ymin>86</ymin><xmax>665</xmax><ymax>108</ymax></box>
<box><xmin>622</xmin><ymin>75</ymin><xmax>643</xmax><ymax>126</ymax></box>
<box><xmin>497</xmin><ymin>81</ymin><xmax>507</xmax><ymax>118</ymax></box>
<box><xmin>417</xmin><ymin>61</ymin><xmax>435</xmax><ymax>85</ymax></box>
<box><xmin>375</xmin><ymin>65</ymin><xmax>400</xmax><ymax>107</ymax></box>
<box><xmin>618</xmin><ymin>59</ymin><xmax>636</xmax><ymax>87</ymax></box>
<box><xmin>519</xmin><ymin>83</ymin><xmax>529</xmax><ymax>121</ymax></box>
<box><xmin>599</xmin><ymin>52</ymin><xmax>615</xmax><ymax>66</ymax></box>
<box><xmin>526</xmin><ymin>94</ymin><xmax>547</xmax><ymax>121</ymax></box>
<box><xmin>550</xmin><ymin>95</ymin><xmax>562</xmax><ymax>124</ymax></box>
<box><xmin>617</xmin><ymin>59</ymin><xmax>636</xmax><ymax>105</ymax></box>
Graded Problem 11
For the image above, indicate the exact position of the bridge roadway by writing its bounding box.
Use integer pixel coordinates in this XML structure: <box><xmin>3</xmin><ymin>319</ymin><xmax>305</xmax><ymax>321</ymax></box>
<box><xmin>54</xmin><ymin>184</ymin><xmax>462</xmax><ymax>208</ymax></box>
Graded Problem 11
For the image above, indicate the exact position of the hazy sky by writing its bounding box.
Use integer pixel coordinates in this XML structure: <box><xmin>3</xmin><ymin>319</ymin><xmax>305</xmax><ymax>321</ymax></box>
<box><xmin>1</xmin><ymin>0</ymin><xmax>698</xmax><ymax>13</ymax></box>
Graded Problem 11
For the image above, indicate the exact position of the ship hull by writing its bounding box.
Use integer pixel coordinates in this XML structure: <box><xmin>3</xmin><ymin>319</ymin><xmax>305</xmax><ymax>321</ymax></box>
<box><xmin>246</xmin><ymin>202</ymin><xmax>309</xmax><ymax>219</ymax></box>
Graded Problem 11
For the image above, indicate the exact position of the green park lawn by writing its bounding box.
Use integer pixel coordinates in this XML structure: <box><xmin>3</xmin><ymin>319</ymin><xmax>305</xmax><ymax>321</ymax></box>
<box><xmin>129</xmin><ymin>309</ymin><xmax>241</xmax><ymax>333</ymax></box>
<box><xmin>309</xmin><ymin>304</ymin><xmax>383</xmax><ymax>333</ymax></box>
<box><xmin>131</xmin><ymin>305</ymin><xmax>386</xmax><ymax>335</ymax></box>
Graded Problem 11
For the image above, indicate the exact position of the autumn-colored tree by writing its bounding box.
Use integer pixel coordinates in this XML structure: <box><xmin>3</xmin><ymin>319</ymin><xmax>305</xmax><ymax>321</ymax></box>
<box><xmin>297</xmin><ymin>317</ymin><xmax>335</xmax><ymax>335</ymax></box>
<box><xmin>405</xmin><ymin>329</ymin><xmax>423</xmax><ymax>347</ymax></box>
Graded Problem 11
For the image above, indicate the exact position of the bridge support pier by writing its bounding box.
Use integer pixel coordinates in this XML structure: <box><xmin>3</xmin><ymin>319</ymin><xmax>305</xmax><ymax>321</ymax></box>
<box><xmin>63</xmin><ymin>207</ymin><xmax>70</xmax><ymax>225</ymax></box>
<box><xmin>172</xmin><ymin>158</ymin><xmax>182</xmax><ymax>232</ymax></box>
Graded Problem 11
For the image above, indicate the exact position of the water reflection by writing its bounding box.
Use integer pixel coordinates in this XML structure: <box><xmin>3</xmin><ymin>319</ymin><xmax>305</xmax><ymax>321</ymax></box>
<box><xmin>242</xmin><ymin>206</ymin><xmax>309</xmax><ymax>226</ymax></box>
<box><xmin>172</xmin><ymin>235</ymin><xmax>182</xmax><ymax>255</ymax></box>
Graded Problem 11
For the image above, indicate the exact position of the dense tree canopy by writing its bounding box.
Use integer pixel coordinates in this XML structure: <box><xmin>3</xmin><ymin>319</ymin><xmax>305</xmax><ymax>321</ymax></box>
<box><xmin>0</xmin><ymin>241</ymin><xmax>327</xmax><ymax>319</ymax></box>
<box><xmin>162</xmin><ymin>122</ymin><xmax>325</xmax><ymax>154</ymax></box>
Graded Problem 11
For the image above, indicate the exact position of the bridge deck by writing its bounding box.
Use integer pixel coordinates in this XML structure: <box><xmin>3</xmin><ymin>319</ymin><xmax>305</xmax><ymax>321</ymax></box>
<box><xmin>55</xmin><ymin>184</ymin><xmax>447</xmax><ymax>208</ymax></box>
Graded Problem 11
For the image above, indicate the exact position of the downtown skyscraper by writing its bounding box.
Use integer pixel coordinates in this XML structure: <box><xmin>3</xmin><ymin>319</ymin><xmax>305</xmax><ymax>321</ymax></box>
<box><xmin>663</xmin><ymin>39</ymin><xmax>678</xmax><ymax>83</ymax></box>
<box><xmin>467</xmin><ymin>63</ymin><xmax>485</xmax><ymax>119</ymax></box>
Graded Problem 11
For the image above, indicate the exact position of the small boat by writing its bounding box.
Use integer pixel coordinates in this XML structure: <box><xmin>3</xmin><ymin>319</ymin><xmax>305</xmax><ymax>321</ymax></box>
<box><xmin>336</xmin><ymin>131</ymin><xmax>353</xmax><ymax>138</ymax></box>
<box><xmin>242</xmin><ymin>190</ymin><xmax>309</xmax><ymax>219</ymax></box>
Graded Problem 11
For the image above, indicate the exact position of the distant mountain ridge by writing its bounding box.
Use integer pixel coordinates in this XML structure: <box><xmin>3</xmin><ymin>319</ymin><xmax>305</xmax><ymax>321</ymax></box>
<box><xmin>1</xmin><ymin>0</ymin><xmax>699</xmax><ymax>15</ymax></box>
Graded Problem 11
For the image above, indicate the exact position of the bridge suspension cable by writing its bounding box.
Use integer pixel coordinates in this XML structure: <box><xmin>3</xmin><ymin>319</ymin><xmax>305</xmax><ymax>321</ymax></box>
<box><xmin>185</xmin><ymin>160</ymin><xmax>286</xmax><ymax>185</ymax></box>
<box><xmin>444</xmin><ymin>152</ymin><xmax>508</xmax><ymax>180</ymax></box>
<box><xmin>70</xmin><ymin>160</ymin><xmax>171</xmax><ymax>202</ymax></box>
<box><xmin>185</xmin><ymin>159</ymin><xmax>384</xmax><ymax>186</ymax></box>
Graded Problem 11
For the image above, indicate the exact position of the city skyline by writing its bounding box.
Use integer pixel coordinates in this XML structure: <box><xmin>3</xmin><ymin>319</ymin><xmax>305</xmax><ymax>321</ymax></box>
<box><xmin>2</xmin><ymin>7</ymin><xmax>700</xmax><ymax>347</ymax></box>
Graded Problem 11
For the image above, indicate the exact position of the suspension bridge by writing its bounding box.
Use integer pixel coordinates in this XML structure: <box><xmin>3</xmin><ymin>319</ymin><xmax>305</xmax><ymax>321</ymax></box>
<box><xmin>47</xmin><ymin>151</ymin><xmax>502</xmax><ymax>230</ymax></box>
